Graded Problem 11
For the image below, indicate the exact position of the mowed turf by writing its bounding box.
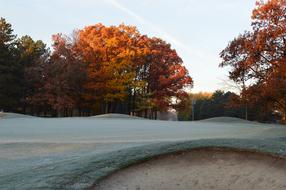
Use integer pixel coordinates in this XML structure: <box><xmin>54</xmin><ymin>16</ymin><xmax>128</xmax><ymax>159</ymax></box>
<box><xmin>0</xmin><ymin>113</ymin><xmax>286</xmax><ymax>190</ymax></box>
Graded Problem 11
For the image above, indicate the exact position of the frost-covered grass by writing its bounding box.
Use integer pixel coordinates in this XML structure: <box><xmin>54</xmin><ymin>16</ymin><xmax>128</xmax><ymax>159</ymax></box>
<box><xmin>0</xmin><ymin>112</ymin><xmax>35</xmax><ymax>119</ymax></box>
<box><xmin>0</xmin><ymin>114</ymin><xmax>286</xmax><ymax>189</ymax></box>
<box><xmin>200</xmin><ymin>116</ymin><xmax>255</xmax><ymax>123</ymax></box>
<box><xmin>91</xmin><ymin>113</ymin><xmax>146</xmax><ymax>119</ymax></box>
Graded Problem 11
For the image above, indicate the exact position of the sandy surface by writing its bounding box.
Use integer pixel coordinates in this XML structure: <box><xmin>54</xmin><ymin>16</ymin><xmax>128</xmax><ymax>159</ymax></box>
<box><xmin>96</xmin><ymin>149</ymin><xmax>286</xmax><ymax>190</ymax></box>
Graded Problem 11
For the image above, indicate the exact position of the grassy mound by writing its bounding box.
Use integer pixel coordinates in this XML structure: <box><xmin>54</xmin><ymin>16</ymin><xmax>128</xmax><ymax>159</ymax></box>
<box><xmin>91</xmin><ymin>113</ymin><xmax>145</xmax><ymax>120</ymax></box>
<box><xmin>0</xmin><ymin>112</ymin><xmax>35</xmax><ymax>119</ymax></box>
<box><xmin>200</xmin><ymin>117</ymin><xmax>252</xmax><ymax>123</ymax></box>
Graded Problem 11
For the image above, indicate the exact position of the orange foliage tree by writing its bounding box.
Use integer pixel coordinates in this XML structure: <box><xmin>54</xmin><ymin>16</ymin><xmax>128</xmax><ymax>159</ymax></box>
<box><xmin>137</xmin><ymin>37</ymin><xmax>193</xmax><ymax>118</ymax></box>
<box><xmin>76</xmin><ymin>24</ymin><xmax>145</xmax><ymax>113</ymax></box>
<box><xmin>74</xmin><ymin>23</ymin><xmax>192</xmax><ymax>117</ymax></box>
<box><xmin>0</xmin><ymin>18</ymin><xmax>192</xmax><ymax>118</ymax></box>
<box><xmin>42</xmin><ymin>33</ymin><xmax>86</xmax><ymax>116</ymax></box>
<box><xmin>220</xmin><ymin>0</ymin><xmax>286</xmax><ymax>122</ymax></box>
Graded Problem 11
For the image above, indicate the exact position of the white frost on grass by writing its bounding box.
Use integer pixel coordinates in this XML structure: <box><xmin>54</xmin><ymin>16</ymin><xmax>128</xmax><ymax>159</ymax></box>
<box><xmin>200</xmin><ymin>117</ymin><xmax>255</xmax><ymax>123</ymax></box>
<box><xmin>0</xmin><ymin>113</ymin><xmax>285</xmax><ymax>189</ymax></box>
<box><xmin>0</xmin><ymin>115</ymin><xmax>285</xmax><ymax>144</ymax></box>
<box><xmin>91</xmin><ymin>113</ymin><xmax>145</xmax><ymax>119</ymax></box>
<box><xmin>0</xmin><ymin>112</ymin><xmax>35</xmax><ymax>119</ymax></box>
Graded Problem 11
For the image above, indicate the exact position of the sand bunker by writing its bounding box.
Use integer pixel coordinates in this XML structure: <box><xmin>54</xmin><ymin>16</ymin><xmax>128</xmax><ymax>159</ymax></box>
<box><xmin>96</xmin><ymin>148</ymin><xmax>286</xmax><ymax>190</ymax></box>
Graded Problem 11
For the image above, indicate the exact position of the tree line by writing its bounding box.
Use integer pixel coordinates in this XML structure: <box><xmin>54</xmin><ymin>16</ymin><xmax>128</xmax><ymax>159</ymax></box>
<box><xmin>0</xmin><ymin>18</ymin><xmax>192</xmax><ymax>118</ymax></box>
<box><xmin>177</xmin><ymin>90</ymin><xmax>282</xmax><ymax>123</ymax></box>
<box><xmin>1</xmin><ymin>0</ymin><xmax>285</xmax><ymax>122</ymax></box>
<box><xmin>219</xmin><ymin>0</ymin><xmax>286</xmax><ymax>123</ymax></box>
<box><xmin>220</xmin><ymin>0</ymin><xmax>286</xmax><ymax>121</ymax></box>
<box><xmin>178</xmin><ymin>0</ymin><xmax>286</xmax><ymax>124</ymax></box>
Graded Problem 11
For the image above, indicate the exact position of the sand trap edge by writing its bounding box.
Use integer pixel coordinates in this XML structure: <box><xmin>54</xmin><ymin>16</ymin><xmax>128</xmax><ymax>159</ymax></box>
<box><xmin>86</xmin><ymin>138</ymin><xmax>286</xmax><ymax>190</ymax></box>
<box><xmin>95</xmin><ymin>147</ymin><xmax>286</xmax><ymax>190</ymax></box>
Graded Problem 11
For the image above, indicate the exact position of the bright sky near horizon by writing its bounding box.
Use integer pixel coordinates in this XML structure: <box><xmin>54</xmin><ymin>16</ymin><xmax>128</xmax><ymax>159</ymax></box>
<box><xmin>1</xmin><ymin>0</ymin><xmax>255</xmax><ymax>92</ymax></box>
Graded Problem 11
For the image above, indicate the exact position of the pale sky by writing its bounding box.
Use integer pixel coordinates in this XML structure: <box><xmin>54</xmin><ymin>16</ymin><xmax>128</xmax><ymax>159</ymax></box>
<box><xmin>0</xmin><ymin>0</ymin><xmax>255</xmax><ymax>92</ymax></box>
